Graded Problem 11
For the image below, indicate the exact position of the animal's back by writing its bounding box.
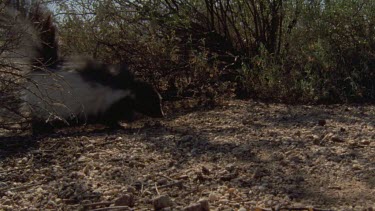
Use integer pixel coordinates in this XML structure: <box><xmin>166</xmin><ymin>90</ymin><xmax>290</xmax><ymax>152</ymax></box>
<box><xmin>24</xmin><ymin>70</ymin><xmax>131</xmax><ymax>123</ymax></box>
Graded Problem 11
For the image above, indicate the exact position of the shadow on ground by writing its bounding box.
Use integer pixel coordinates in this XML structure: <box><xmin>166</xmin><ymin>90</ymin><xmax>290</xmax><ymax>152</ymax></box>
<box><xmin>1</xmin><ymin>100</ymin><xmax>374</xmax><ymax>209</ymax></box>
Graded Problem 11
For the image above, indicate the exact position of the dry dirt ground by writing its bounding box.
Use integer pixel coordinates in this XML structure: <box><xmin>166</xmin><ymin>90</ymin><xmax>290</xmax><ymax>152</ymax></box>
<box><xmin>0</xmin><ymin>100</ymin><xmax>374</xmax><ymax>211</ymax></box>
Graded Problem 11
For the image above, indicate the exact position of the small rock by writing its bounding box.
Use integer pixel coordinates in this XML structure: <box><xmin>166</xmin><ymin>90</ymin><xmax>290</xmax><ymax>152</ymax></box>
<box><xmin>129</xmin><ymin>161</ymin><xmax>146</xmax><ymax>168</ymax></box>
<box><xmin>227</xmin><ymin>188</ymin><xmax>236</xmax><ymax>194</ymax></box>
<box><xmin>78</xmin><ymin>156</ymin><xmax>91</xmax><ymax>162</ymax></box>
<box><xmin>318</xmin><ymin>119</ymin><xmax>326</xmax><ymax>126</ymax></box>
<box><xmin>238</xmin><ymin>207</ymin><xmax>247</xmax><ymax>211</ymax></box>
<box><xmin>182</xmin><ymin>199</ymin><xmax>209</xmax><ymax>211</ymax></box>
<box><xmin>225</xmin><ymin>163</ymin><xmax>236</xmax><ymax>172</ymax></box>
<box><xmin>312</xmin><ymin>138</ymin><xmax>322</xmax><ymax>145</ymax></box>
<box><xmin>290</xmin><ymin>156</ymin><xmax>303</xmax><ymax>163</ymax></box>
<box><xmin>70</xmin><ymin>171</ymin><xmax>85</xmax><ymax>179</ymax></box>
<box><xmin>220</xmin><ymin>173</ymin><xmax>238</xmax><ymax>181</ymax></box>
<box><xmin>153</xmin><ymin>195</ymin><xmax>173</xmax><ymax>210</ymax></box>
<box><xmin>360</xmin><ymin>140</ymin><xmax>371</xmax><ymax>145</ymax></box>
<box><xmin>254</xmin><ymin>185</ymin><xmax>266</xmax><ymax>191</ymax></box>
<box><xmin>1</xmin><ymin>205</ymin><xmax>12</xmax><ymax>210</ymax></box>
<box><xmin>168</xmin><ymin>161</ymin><xmax>175</xmax><ymax>167</ymax></box>
<box><xmin>242</xmin><ymin>119</ymin><xmax>252</xmax><ymax>125</ymax></box>
<box><xmin>202</xmin><ymin>166</ymin><xmax>210</xmax><ymax>175</ymax></box>
<box><xmin>218</xmin><ymin>198</ymin><xmax>229</xmax><ymax>204</ymax></box>
<box><xmin>178</xmin><ymin>175</ymin><xmax>189</xmax><ymax>180</ymax></box>
<box><xmin>307</xmin><ymin>135</ymin><xmax>319</xmax><ymax>141</ymax></box>
<box><xmin>322</xmin><ymin>133</ymin><xmax>333</xmax><ymax>142</ymax></box>
<box><xmin>181</xmin><ymin>135</ymin><xmax>193</xmax><ymax>142</ymax></box>
<box><xmin>294</xmin><ymin>131</ymin><xmax>301</xmax><ymax>136</ymax></box>
<box><xmin>265</xmin><ymin>199</ymin><xmax>277</xmax><ymax>207</ymax></box>
<box><xmin>252</xmin><ymin>168</ymin><xmax>268</xmax><ymax>179</ymax></box>
<box><xmin>2</xmin><ymin>199</ymin><xmax>12</xmax><ymax>205</ymax></box>
<box><xmin>85</xmin><ymin>144</ymin><xmax>95</xmax><ymax>151</ymax></box>
<box><xmin>348</xmin><ymin>140</ymin><xmax>358</xmax><ymax>147</ymax></box>
<box><xmin>133</xmin><ymin>181</ymin><xmax>143</xmax><ymax>191</ymax></box>
<box><xmin>127</xmin><ymin>186</ymin><xmax>136</xmax><ymax>193</ymax></box>
<box><xmin>198</xmin><ymin>199</ymin><xmax>209</xmax><ymax>210</ymax></box>
<box><xmin>331</xmin><ymin>136</ymin><xmax>344</xmax><ymax>143</ymax></box>
<box><xmin>231</xmin><ymin>145</ymin><xmax>251</xmax><ymax>155</ymax></box>
<box><xmin>208</xmin><ymin>192</ymin><xmax>219</xmax><ymax>202</ymax></box>
<box><xmin>352</xmin><ymin>164</ymin><xmax>362</xmax><ymax>170</ymax></box>
<box><xmin>191</xmin><ymin>148</ymin><xmax>198</xmax><ymax>155</ymax></box>
<box><xmin>0</xmin><ymin>182</ymin><xmax>7</xmax><ymax>188</ymax></box>
<box><xmin>104</xmin><ymin>189</ymin><xmax>120</xmax><ymax>196</ymax></box>
<box><xmin>157</xmin><ymin>178</ymin><xmax>168</xmax><ymax>186</ymax></box>
<box><xmin>114</xmin><ymin>194</ymin><xmax>135</xmax><ymax>207</ymax></box>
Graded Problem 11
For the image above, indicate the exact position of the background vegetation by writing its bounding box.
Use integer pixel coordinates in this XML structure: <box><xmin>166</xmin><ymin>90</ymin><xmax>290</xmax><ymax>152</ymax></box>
<box><xmin>53</xmin><ymin>0</ymin><xmax>375</xmax><ymax>104</ymax></box>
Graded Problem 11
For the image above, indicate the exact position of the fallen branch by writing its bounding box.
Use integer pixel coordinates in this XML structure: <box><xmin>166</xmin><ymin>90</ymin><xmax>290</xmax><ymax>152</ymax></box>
<box><xmin>0</xmin><ymin>167</ymin><xmax>30</xmax><ymax>174</ymax></box>
<box><xmin>0</xmin><ymin>181</ymin><xmax>46</xmax><ymax>192</ymax></box>
<box><xmin>158</xmin><ymin>181</ymin><xmax>183</xmax><ymax>189</ymax></box>
<box><xmin>83</xmin><ymin>201</ymin><xmax>113</xmax><ymax>208</ymax></box>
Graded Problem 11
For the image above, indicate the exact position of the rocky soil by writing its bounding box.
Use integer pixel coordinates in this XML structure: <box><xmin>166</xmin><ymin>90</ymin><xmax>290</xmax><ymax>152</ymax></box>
<box><xmin>0</xmin><ymin>100</ymin><xmax>374</xmax><ymax>210</ymax></box>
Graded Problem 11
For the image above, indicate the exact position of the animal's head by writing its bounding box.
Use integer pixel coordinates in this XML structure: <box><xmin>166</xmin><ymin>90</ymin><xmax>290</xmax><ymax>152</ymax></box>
<box><xmin>132</xmin><ymin>81</ymin><xmax>164</xmax><ymax>118</ymax></box>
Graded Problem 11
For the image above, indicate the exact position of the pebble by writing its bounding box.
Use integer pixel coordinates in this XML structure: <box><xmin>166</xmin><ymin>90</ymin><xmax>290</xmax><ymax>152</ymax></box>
<box><xmin>191</xmin><ymin>148</ymin><xmax>198</xmax><ymax>155</ymax></box>
<box><xmin>352</xmin><ymin>164</ymin><xmax>362</xmax><ymax>170</ymax></box>
<box><xmin>0</xmin><ymin>182</ymin><xmax>7</xmax><ymax>188</ymax></box>
<box><xmin>70</xmin><ymin>171</ymin><xmax>85</xmax><ymax>179</ymax></box>
<box><xmin>227</xmin><ymin>188</ymin><xmax>236</xmax><ymax>194</ymax></box>
<box><xmin>331</xmin><ymin>135</ymin><xmax>344</xmax><ymax>143</ymax></box>
<box><xmin>104</xmin><ymin>189</ymin><xmax>120</xmax><ymax>196</ymax></box>
<box><xmin>322</xmin><ymin>133</ymin><xmax>333</xmax><ymax>141</ymax></box>
<box><xmin>2</xmin><ymin>199</ymin><xmax>12</xmax><ymax>205</ymax></box>
<box><xmin>127</xmin><ymin>186</ymin><xmax>136</xmax><ymax>193</ymax></box>
<box><xmin>294</xmin><ymin>131</ymin><xmax>301</xmax><ymax>136</ymax></box>
<box><xmin>318</xmin><ymin>119</ymin><xmax>327</xmax><ymax>126</ymax></box>
<box><xmin>178</xmin><ymin>175</ymin><xmax>189</xmax><ymax>180</ymax></box>
<box><xmin>348</xmin><ymin>140</ymin><xmax>358</xmax><ymax>147</ymax></box>
<box><xmin>182</xmin><ymin>199</ymin><xmax>209</xmax><ymax>211</ymax></box>
<box><xmin>85</xmin><ymin>144</ymin><xmax>95</xmax><ymax>151</ymax></box>
<box><xmin>202</xmin><ymin>166</ymin><xmax>210</xmax><ymax>175</ymax></box>
<box><xmin>220</xmin><ymin>173</ymin><xmax>238</xmax><ymax>181</ymax></box>
<box><xmin>307</xmin><ymin>134</ymin><xmax>319</xmax><ymax>141</ymax></box>
<box><xmin>252</xmin><ymin>168</ymin><xmax>267</xmax><ymax>179</ymax></box>
<box><xmin>360</xmin><ymin>139</ymin><xmax>371</xmax><ymax>145</ymax></box>
<box><xmin>225</xmin><ymin>163</ymin><xmax>236</xmax><ymax>172</ymax></box>
<box><xmin>77</xmin><ymin>156</ymin><xmax>91</xmax><ymax>162</ymax></box>
<box><xmin>181</xmin><ymin>135</ymin><xmax>193</xmax><ymax>142</ymax></box>
<box><xmin>208</xmin><ymin>192</ymin><xmax>219</xmax><ymax>202</ymax></box>
<box><xmin>157</xmin><ymin>178</ymin><xmax>168</xmax><ymax>186</ymax></box>
<box><xmin>231</xmin><ymin>145</ymin><xmax>251</xmax><ymax>155</ymax></box>
<box><xmin>153</xmin><ymin>195</ymin><xmax>173</xmax><ymax>210</ymax></box>
<box><xmin>254</xmin><ymin>185</ymin><xmax>266</xmax><ymax>191</ymax></box>
<box><xmin>114</xmin><ymin>194</ymin><xmax>135</xmax><ymax>207</ymax></box>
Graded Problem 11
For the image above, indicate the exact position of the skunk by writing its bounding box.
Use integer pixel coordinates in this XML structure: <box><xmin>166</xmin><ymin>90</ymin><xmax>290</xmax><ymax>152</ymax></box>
<box><xmin>25</xmin><ymin>60</ymin><xmax>164</xmax><ymax>133</ymax></box>
<box><xmin>2</xmin><ymin>4</ymin><xmax>164</xmax><ymax>133</ymax></box>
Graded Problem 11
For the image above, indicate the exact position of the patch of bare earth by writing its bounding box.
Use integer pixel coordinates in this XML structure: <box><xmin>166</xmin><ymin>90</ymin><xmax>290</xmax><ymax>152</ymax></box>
<box><xmin>1</xmin><ymin>100</ymin><xmax>374</xmax><ymax>210</ymax></box>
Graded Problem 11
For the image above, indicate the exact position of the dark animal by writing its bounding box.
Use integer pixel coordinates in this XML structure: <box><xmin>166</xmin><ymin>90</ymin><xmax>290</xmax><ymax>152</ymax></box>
<box><xmin>4</xmin><ymin>4</ymin><xmax>164</xmax><ymax>134</ymax></box>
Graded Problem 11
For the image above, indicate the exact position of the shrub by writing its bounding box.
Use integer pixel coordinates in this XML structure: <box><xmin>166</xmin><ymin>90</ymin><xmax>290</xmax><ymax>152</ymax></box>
<box><xmin>28</xmin><ymin>1</ymin><xmax>375</xmax><ymax>104</ymax></box>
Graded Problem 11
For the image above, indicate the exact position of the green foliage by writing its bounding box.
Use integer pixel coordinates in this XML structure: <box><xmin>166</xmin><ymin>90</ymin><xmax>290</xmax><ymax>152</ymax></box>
<box><xmin>236</xmin><ymin>0</ymin><xmax>375</xmax><ymax>103</ymax></box>
<box><xmin>284</xmin><ymin>0</ymin><xmax>375</xmax><ymax>103</ymax></box>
